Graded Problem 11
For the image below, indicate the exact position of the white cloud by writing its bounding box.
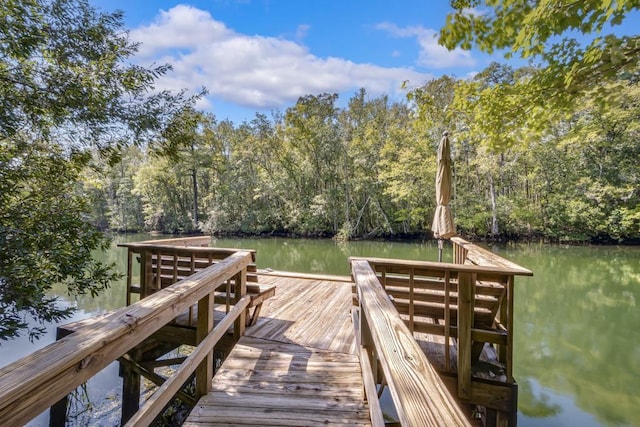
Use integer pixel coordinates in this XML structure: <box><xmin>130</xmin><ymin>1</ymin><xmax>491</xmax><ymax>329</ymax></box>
<box><xmin>376</xmin><ymin>22</ymin><xmax>476</xmax><ymax>69</ymax></box>
<box><xmin>295</xmin><ymin>24</ymin><xmax>310</xmax><ymax>41</ymax></box>
<box><xmin>130</xmin><ymin>5</ymin><xmax>431</xmax><ymax>111</ymax></box>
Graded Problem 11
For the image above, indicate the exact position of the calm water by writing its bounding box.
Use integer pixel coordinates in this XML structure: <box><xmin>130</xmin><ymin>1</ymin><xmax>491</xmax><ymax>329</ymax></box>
<box><xmin>1</xmin><ymin>235</ymin><xmax>638</xmax><ymax>426</ymax></box>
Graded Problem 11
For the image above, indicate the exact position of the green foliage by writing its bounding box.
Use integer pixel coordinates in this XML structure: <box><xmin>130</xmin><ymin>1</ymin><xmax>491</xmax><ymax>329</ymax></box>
<box><xmin>440</xmin><ymin>1</ymin><xmax>640</xmax><ymax>150</ymax></box>
<box><xmin>0</xmin><ymin>0</ymin><xmax>198</xmax><ymax>341</ymax></box>
<box><xmin>0</xmin><ymin>141</ymin><xmax>120</xmax><ymax>340</ymax></box>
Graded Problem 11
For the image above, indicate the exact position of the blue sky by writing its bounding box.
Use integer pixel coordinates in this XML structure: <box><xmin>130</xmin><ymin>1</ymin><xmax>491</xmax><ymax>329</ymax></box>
<box><xmin>88</xmin><ymin>0</ymin><xmax>495</xmax><ymax>123</ymax></box>
<box><xmin>90</xmin><ymin>1</ymin><xmax>637</xmax><ymax>123</ymax></box>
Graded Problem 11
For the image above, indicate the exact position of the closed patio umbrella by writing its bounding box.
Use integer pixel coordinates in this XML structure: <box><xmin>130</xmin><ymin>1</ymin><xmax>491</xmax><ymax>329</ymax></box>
<box><xmin>432</xmin><ymin>131</ymin><xmax>456</xmax><ymax>261</ymax></box>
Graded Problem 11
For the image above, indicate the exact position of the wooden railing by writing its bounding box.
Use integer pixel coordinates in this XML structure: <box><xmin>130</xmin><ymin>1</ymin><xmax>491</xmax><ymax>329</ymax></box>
<box><xmin>350</xmin><ymin>237</ymin><xmax>532</xmax><ymax>426</ymax></box>
<box><xmin>451</xmin><ymin>236</ymin><xmax>532</xmax><ymax>386</ymax></box>
<box><xmin>119</xmin><ymin>240</ymin><xmax>258</xmax><ymax>305</ymax></box>
<box><xmin>351</xmin><ymin>259</ymin><xmax>471</xmax><ymax>427</ymax></box>
<box><xmin>0</xmin><ymin>250</ymin><xmax>253</xmax><ymax>426</ymax></box>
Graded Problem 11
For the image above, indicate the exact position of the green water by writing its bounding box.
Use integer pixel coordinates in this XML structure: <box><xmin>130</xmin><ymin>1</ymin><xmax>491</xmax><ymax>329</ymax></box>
<box><xmin>1</xmin><ymin>235</ymin><xmax>638</xmax><ymax>426</ymax></box>
<box><xmin>501</xmin><ymin>244</ymin><xmax>640</xmax><ymax>427</ymax></box>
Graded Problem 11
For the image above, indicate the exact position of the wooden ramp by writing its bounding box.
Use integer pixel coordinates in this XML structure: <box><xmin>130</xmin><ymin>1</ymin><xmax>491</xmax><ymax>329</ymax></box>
<box><xmin>185</xmin><ymin>273</ymin><xmax>371</xmax><ymax>426</ymax></box>
<box><xmin>185</xmin><ymin>337</ymin><xmax>370</xmax><ymax>426</ymax></box>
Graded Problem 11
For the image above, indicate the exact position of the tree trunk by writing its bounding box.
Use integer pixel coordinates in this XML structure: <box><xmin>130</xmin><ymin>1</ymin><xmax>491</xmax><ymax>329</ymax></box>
<box><xmin>192</xmin><ymin>168</ymin><xmax>199</xmax><ymax>226</ymax></box>
<box><xmin>489</xmin><ymin>174</ymin><xmax>499</xmax><ymax>237</ymax></box>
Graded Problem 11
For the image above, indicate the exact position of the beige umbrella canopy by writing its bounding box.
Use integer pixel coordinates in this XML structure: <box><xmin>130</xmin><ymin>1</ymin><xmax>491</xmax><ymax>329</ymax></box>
<box><xmin>432</xmin><ymin>131</ymin><xmax>455</xmax><ymax>260</ymax></box>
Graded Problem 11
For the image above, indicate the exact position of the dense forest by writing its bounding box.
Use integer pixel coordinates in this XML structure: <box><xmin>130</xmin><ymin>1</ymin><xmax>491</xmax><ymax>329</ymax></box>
<box><xmin>86</xmin><ymin>73</ymin><xmax>640</xmax><ymax>243</ymax></box>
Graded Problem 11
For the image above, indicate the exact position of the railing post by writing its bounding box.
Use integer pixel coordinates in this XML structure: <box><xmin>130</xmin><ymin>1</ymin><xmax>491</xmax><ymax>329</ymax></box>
<box><xmin>140</xmin><ymin>249</ymin><xmax>153</xmax><ymax>298</ymax></box>
<box><xmin>355</xmin><ymin>275</ymin><xmax>378</xmax><ymax>387</ymax></box>
<box><xmin>126</xmin><ymin>247</ymin><xmax>133</xmax><ymax>306</ymax></box>
<box><xmin>154</xmin><ymin>249</ymin><xmax>162</xmax><ymax>292</ymax></box>
<box><xmin>196</xmin><ymin>292</ymin><xmax>214</xmax><ymax>397</ymax></box>
<box><xmin>408</xmin><ymin>268</ymin><xmax>415</xmax><ymax>333</ymax></box>
<box><xmin>453</xmin><ymin>240</ymin><xmax>468</xmax><ymax>265</ymax></box>
<box><xmin>233</xmin><ymin>268</ymin><xmax>247</xmax><ymax>341</ymax></box>
<box><xmin>504</xmin><ymin>275</ymin><xmax>515</xmax><ymax>383</ymax></box>
<box><xmin>457</xmin><ymin>271</ymin><xmax>475</xmax><ymax>400</ymax></box>
<box><xmin>444</xmin><ymin>270</ymin><xmax>451</xmax><ymax>372</ymax></box>
<box><xmin>359</xmin><ymin>302</ymin><xmax>378</xmax><ymax>386</ymax></box>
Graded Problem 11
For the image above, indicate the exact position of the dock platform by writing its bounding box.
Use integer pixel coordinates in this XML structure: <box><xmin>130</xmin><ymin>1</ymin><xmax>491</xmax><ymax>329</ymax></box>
<box><xmin>185</xmin><ymin>272</ymin><xmax>371</xmax><ymax>426</ymax></box>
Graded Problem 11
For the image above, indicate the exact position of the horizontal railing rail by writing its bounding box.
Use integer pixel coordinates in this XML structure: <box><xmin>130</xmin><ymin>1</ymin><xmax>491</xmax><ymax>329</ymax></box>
<box><xmin>350</xmin><ymin>258</ymin><xmax>471</xmax><ymax>427</ymax></box>
<box><xmin>119</xmin><ymin>241</ymin><xmax>258</xmax><ymax>305</ymax></box>
<box><xmin>0</xmin><ymin>251</ymin><xmax>253</xmax><ymax>426</ymax></box>
<box><xmin>450</xmin><ymin>236</ymin><xmax>532</xmax><ymax>275</ymax></box>
<box><xmin>133</xmin><ymin>235</ymin><xmax>213</xmax><ymax>247</ymax></box>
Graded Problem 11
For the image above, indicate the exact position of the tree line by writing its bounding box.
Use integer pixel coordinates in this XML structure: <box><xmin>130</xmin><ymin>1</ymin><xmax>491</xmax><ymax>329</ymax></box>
<box><xmin>86</xmin><ymin>70</ymin><xmax>639</xmax><ymax>243</ymax></box>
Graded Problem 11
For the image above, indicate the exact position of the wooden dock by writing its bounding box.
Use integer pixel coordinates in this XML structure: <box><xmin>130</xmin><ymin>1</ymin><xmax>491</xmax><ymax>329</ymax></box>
<box><xmin>0</xmin><ymin>236</ymin><xmax>531</xmax><ymax>427</ymax></box>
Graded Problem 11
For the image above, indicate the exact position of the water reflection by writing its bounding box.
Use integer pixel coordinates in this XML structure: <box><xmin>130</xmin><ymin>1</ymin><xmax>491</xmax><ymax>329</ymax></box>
<box><xmin>211</xmin><ymin>236</ymin><xmax>444</xmax><ymax>275</ymax></box>
<box><xmin>502</xmin><ymin>244</ymin><xmax>640</xmax><ymax>427</ymax></box>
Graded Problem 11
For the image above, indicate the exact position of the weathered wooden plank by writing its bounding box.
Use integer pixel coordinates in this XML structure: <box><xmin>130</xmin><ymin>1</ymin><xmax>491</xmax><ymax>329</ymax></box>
<box><xmin>450</xmin><ymin>237</ymin><xmax>532</xmax><ymax>276</ymax></box>
<box><xmin>382</xmin><ymin>278</ymin><xmax>505</xmax><ymax>298</ymax></box>
<box><xmin>187</xmin><ymin>406</ymin><xmax>371</xmax><ymax>426</ymax></box>
<box><xmin>130</xmin><ymin>235</ymin><xmax>212</xmax><ymax>247</ymax></box>
<box><xmin>206</xmin><ymin>391</ymin><xmax>369</xmax><ymax>411</ymax></box>
<box><xmin>351</xmin><ymin>259</ymin><xmax>471</xmax><ymax>427</ymax></box>
<box><xmin>186</xmin><ymin>336</ymin><xmax>370</xmax><ymax>426</ymax></box>
<box><xmin>121</xmin><ymin>243</ymin><xmax>257</xmax><ymax>262</ymax></box>
<box><xmin>209</xmin><ymin>378</ymin><xmax>366</xmax><ymax>397</ymax></box>
<box><xmin>385</xmin><ymin>288</ymin><xmax>498</xmax><ymax>311</ymax></box>
<box><xmin>258</xmin><ymin>270</ymin><xmax>352</xmax><ymax>282</ymax></box>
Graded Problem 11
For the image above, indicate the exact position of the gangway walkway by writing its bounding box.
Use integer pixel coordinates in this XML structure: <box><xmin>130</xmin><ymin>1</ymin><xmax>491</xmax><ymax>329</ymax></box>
<box><xmin>185</xmin><ymin>273</ymin><xmax>371</xmax><ymax>426</ymax></box>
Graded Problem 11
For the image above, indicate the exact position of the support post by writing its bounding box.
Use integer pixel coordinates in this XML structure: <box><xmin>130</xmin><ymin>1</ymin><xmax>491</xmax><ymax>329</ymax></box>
<box><xmin>196</xmin><ymin>292</ymin><xmax>214</xmax><ymax>397</ymax></box>
<box><xmin>49</xmin><ymin>328</ymin><xmax>71</xmax><ymax>427</ymax></box>
<box><xmin>48</xmin><ymin>397</ymin><xmax>67</xmax><ymax>427</ymax></box>
<box><xmin>233</xmin><ymin>269</ymin><xmax>247</xmax><ymax>341</ymax></box>
<box><xmin>457</xmin><ymin>272</ymin><xmax>475</xmax><ymax>400</ymax></box>
<box><xmin>120</xmin><ymin>354</ymin><xmax>141</xmax><ymax>425</ymax></box>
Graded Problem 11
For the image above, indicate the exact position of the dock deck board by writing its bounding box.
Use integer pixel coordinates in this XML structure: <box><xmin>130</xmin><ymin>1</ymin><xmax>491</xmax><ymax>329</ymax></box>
<box><xmin>185</xmin><ymin>273</ymin><xmax>370</xmax><ymax>426</ymax></box>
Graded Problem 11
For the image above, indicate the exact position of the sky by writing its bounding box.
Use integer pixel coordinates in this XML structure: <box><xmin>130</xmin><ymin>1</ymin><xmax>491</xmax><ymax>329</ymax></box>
<box><xmin>86</xmin><ymin>0</ymin><xmax>497</xmax><ymax>123</ymax></box>
<box><xmin>88</xmin><ymin>1</ymin><xmax>636</xmax><ymax>124</ymax></box>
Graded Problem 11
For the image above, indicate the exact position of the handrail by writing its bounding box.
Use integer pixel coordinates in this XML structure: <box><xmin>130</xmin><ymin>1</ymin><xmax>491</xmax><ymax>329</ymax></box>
<box><xmin>0</xmin><ymin>250</ymin><xmax>253</xmax><ymax>426</ymax></box>
<box><xmin>119</xmin><ymin>242</ymin><xmax>257</xmax><ymax>260</ymax></box>
<box><xmin>129</xmin><ymin>235</ymin><xmax>212</xmax><ymax>247</ymax></box>
<box><xmin>352</xmin><ymin>238</ymin><xmax>532</xmax><ymax>426</ymax></box>
<box><xmin>349</xmin><ymin>256</ymin><xmax>532</xmax><ymax>277</ymax></box>
<box><xmin>450</xmin><ymin>236</ymin><xmax>532</xmax><ymax>275</ymax></box>
<box><xmin>351</xmin><ymin>258</ymin><xmax>471</xmax><ymax>427</ymax></box>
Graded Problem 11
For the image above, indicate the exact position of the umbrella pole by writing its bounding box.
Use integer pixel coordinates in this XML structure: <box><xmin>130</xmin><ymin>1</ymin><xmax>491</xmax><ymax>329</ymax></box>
<box><xmin>437</xmin><ymin>239</ymin><xmax>443</xmax><ymax>262</ymax></box>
